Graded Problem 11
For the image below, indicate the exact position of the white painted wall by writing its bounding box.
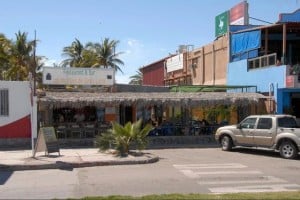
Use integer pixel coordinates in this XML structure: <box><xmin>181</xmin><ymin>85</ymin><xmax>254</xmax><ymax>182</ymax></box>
<box><xmin>0</xmin><ymin>81</ymin><xmax>31</xmax><ymax>126</ymax></box>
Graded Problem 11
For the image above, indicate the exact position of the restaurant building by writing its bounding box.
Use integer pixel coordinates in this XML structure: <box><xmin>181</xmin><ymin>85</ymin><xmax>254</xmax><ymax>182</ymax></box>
<box><xmin>0</xmin><ymin>67</ymin><xmax>268</xmax><ymax>148</ymax></box>
<box><xmin>38</xmin><ymin>88</ymin><xmax>268</xmax><ymax>140</ymax></box>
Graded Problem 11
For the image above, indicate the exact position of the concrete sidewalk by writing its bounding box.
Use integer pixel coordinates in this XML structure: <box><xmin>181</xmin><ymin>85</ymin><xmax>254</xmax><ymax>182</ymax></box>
<box><xmin>0</xmin><ymin>148</ymin><xmax>159</xmax><ymax>171</ymax></box>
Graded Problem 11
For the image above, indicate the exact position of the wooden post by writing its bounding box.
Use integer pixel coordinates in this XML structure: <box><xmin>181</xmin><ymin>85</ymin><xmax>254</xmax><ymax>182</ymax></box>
<box><xmin>265</xmin><ymin>28</ymin><xmax>268</xmax><ymax>56</ymax></box>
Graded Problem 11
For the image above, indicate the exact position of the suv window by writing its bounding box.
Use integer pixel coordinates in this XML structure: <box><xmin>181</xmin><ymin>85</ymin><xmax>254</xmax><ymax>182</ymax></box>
<box><xmin>240</xmin><ymin>117</ymin><xmax>257</xmax><ymax>129</ymax></box>
<box><xmin>277</xmin><ymin>117</ymin><xmax>298</xmax><ymax>128</ymax></box>
<box><xmin>257</xmin><ymin>118</ymin><xmax>272</xmax><ymax>129</ymax></box>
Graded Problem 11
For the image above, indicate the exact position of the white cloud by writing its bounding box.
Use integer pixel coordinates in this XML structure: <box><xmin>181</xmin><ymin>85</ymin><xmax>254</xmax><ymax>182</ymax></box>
<box><xmin>127</xmin><ymin>40</ymin><xmax>134</xmax><ymax>47</ymax></box>
<box><xmin>122</xmin><ymin>39</ymin><xmax>144</xmax><ymax>59</ymax></box>
<box><xmin>127</xmin><ymin>39</ymin><xmax>143</xmax><ymax>48</ymax></box>
<box><xmin>119</xmin><ymin>38</ymin><xmax>146</xmax><ymax>75</ymax></box>
<box><xmin>116</xmin><ymin>38</ymin><xmax>170</xmax><ymax>84</ymax></box>
<box><xmin>115</xmin><ymin>73</ymin><xmax>130</xmax><ymax>84</ymax></box>
<box><xmin>44</xmin><ymin>58</ymin><xmax>59</xmax><ymax>67</ymax></box>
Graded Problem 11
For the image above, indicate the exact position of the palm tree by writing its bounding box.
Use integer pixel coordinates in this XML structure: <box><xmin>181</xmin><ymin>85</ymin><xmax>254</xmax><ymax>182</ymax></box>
<box><xmin>7</xmin><ymin>31</ymin><xmax>36</xmax><ymax>81</ymax></box>
<box><xmin>129</xmin><ymin>70</ymin><xmax>143</xmax><ymax>85</ymax></box>
<box><xmin>29</xmin><ymin>55</ymin><xmax>45</xmax><ymax>89</ymax></box>
<box><xmin>86</xmin><ymin>38</ymin><xmax>124</xmax><ymax>73</ymax></box>
<box><xmin>0</xmin><ymin>34</ymin><xmax>12</xmax><ymax>80</ymax></box>
<box><xmin>61</xmin><ymin>38</ymin><xmax>85</xmax><ymax>67</ymax></box>
<box><xmin>95</xmin><ymin>119</ymin><xmax>152</xmax><ymax>156</ymax></box>
<box><xmin>80</xmin><ymin>48</ymin><xmax>99</xmax><ymax>67</ymax></box>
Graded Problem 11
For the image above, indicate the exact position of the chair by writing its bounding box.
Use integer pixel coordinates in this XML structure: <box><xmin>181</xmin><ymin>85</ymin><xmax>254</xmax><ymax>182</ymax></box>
<box><xmin>56</xmin><ymin>125</ymin><xmax>68</xmax><ymax>139</ymax></box>
<box><xmin>70</xmin><ymin>124</ymin><xmax>82</xmax><ymax>138</ymax></box>
<box><xmin>84</xmin><ymin>124</ymin><xmax>96</xmax><ymax>138</ymax></box>
<box><xmin>97</xmin><ymin>123</ymin><xmax>110</xmax><ymax>136</ymax></box>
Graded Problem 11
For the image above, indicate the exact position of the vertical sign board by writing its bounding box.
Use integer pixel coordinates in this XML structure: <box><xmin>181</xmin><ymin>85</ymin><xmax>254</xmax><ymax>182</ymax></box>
<box><xmin>33</xmin><ymin>127</ymin><xmax>60</xmax><ymax>157</ymax></box>
<box><xmin>230</xmin><ymin>1</ymin><xmax>249</xmax><ymax>25</ymax></box>
<box><xmin>215</xmin><ymin>11</ymin><xmax>229</xmax><ymax>38</ymax></box>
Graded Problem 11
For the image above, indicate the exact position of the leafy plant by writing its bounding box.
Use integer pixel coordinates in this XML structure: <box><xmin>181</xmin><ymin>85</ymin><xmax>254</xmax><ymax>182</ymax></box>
<box><xmin>216</xmin><ymin>105</ymin><xmax>231</xmax><ymax>121</ymax></box>
<box><xmin>95</xmin><ymin>119</ymin><xmax>152</xmax><ymax>157</ymax></box>
<box><xmin>203</xmin><ymin>105</ymin><xmax>234</xmax><ymax>124</ymax></box>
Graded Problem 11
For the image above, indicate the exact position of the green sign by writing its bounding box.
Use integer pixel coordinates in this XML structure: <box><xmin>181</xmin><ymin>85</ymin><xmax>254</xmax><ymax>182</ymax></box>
<box><xmin>215</xmin><ymin>11</ymin><xmax>229</xmax><ymax>37</ymax></box>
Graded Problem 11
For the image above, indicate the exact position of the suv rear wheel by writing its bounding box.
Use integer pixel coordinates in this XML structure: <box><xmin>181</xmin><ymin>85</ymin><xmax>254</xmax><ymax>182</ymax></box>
<box><xmin>279</xmin><ymin>141</ymin><xmax>298</xmax><ymax>159</ymax></box>
<box><xmin>221</xmin><ymin>135</ymin><xmax>233</xmax><ymax>151</ymax></box>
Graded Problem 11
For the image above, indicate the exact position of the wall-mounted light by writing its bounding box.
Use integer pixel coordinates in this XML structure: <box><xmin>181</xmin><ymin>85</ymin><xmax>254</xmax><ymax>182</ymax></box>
<box><xmin>189</xmin><ymin>63</ymin><xmax>197</xmax><ymax>68</ymax></box>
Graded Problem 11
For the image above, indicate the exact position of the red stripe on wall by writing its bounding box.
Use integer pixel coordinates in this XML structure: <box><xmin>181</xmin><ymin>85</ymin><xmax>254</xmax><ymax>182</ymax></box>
<box><xmin>0</xmin><ymin>115</ymin><xmax>31</xmax><ymax>138</ymax></box>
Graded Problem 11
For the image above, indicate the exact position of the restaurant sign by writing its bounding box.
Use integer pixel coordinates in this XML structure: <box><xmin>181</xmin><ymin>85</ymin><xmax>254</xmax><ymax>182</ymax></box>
<box><xmin>43</xmin><ymin>67</ymin><xmax>115</xmax><ymax>85</ymax></box>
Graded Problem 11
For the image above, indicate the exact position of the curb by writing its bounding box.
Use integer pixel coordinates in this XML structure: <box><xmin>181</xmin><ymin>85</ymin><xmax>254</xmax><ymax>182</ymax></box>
<box><xmin>0</xmin><ymin>155</ymin><xmax>159</xmax><ymax>171</ymax></box>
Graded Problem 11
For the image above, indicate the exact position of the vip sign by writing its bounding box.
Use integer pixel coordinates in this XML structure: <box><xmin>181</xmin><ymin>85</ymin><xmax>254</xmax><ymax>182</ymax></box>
<box><xmin>215</xmin><ymin>11</ymin><xmax>229</xmax><ymax>38</ymax></box>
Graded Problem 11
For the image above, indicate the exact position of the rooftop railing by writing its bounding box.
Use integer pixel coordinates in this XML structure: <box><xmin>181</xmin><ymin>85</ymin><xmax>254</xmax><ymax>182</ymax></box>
<box><xmin>248</xmin><ymin>53</ymin><xmax>277</xmax><ymax>70</ymax></box>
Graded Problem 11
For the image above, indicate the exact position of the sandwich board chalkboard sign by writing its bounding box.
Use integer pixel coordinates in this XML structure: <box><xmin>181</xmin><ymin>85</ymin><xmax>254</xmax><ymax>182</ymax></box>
<box><xmin>33</xmin><ymin>127</ymin><xmax>60</xmax><ymax>157</ymax></box>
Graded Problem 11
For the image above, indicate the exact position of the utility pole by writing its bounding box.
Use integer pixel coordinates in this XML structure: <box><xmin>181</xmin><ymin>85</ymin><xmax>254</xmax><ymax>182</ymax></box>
<box><xmin>33</xmin><ymin>30</ymin><xmax>37</xmax><ymax>95</ymax></box>
<box><xmin>31</xmin><ymin>30</ymin><xmax>38</xmax><ymax>156</ymax></box>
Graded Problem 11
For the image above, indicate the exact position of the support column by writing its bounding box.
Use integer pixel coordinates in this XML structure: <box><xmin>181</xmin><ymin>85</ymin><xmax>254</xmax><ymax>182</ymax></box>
<box><xmin>201</xmin><ymin>47</ymin><xmax>205</xmax><ymax>84</ymax></box>
<box><xmin>212</xmin><ymin>44</ymin><xmax>215</xmax><ymax>85</ymax></box>
<box><xmin>265</xmin><ymin>28</ymin><xmax>268</xmax><ymax>56</ymax></box>
<box><xmin>282</xmin><ymin>24</ymin><xmax>287</xmax><ymax>64</ymax></box>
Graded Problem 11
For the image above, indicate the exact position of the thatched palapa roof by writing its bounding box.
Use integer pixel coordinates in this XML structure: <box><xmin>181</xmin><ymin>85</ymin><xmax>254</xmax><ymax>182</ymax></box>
<box><xmin>39</xmin><ymin>91</ymin><xmax>267</xmax><ymax>108</ymax></box>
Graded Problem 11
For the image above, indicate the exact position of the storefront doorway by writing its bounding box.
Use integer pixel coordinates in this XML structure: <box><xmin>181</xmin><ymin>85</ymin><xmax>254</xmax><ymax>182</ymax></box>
<box><xmin>119</xmin><ymin>105</ymin><xmax>133</xmax><ymax>125</ymax></box>
<box><xmin>291</xmin><ymin>93</ymin><xmax>300</xmax><ymax>118</ymax></box>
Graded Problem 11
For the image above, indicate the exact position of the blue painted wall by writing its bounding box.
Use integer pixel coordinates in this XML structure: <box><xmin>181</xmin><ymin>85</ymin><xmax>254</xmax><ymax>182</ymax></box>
<box><xmin>227</xmin><ymin>60</ymin><xmax>287</xmax><ymax>92</ymax></box>
<box><xmin>277</xmin><ymin>88</ymin><xmax>300</xmax><ymax>114</ymax></box>
<box><xmin>278</xmin><ymin>9</ymin><xmax>300</xmax><ymax>23</ymax></box>
<box><xmin>227</xmin><ymin>59</ymin><xmax>291</xmax><ymax>114</ymax></box>
<box><xmin>277</xmin><ymin>89</ymin><xmax>290</xmax><ymax>114</ymax></box>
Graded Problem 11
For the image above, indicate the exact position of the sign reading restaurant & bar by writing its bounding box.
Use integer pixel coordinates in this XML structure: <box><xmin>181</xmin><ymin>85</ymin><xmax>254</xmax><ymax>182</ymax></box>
<box><xmin>42</xmin><ymin>67</ymin><xmax>115</xmax><ymax>85</ymax></box>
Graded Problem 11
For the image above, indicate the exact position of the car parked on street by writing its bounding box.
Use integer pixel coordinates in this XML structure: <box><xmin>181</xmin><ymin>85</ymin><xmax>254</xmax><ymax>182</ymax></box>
<box><xmin>215</xmin><ymin>114</ymin><xmax>300</xmax><ymax>159</ymax></box>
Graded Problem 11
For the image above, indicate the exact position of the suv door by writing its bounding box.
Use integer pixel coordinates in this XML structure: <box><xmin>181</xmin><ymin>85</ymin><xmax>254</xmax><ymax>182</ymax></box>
<box><xmin>253</xmin><ymin>117</ymin><xmax>274</xmax><ymax>147</ymax></box>
<box><xmin>234</xmin><ymin>117</ymin><xmax>257</xmax><ymax>145</ymax></box>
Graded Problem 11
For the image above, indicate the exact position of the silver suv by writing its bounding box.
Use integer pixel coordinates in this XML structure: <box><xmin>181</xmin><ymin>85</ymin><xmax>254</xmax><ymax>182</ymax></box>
<box><xmin>215</xmin><ymin>114</ymin><xmax>300</xmax><ymax>159</ymax></box>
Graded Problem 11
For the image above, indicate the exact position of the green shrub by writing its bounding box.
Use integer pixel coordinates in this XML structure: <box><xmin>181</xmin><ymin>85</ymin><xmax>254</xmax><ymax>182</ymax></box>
<box><xmin>95</xmin><ymin>119</ymin><xmax>152</xmax><ymax>156</ymax></box>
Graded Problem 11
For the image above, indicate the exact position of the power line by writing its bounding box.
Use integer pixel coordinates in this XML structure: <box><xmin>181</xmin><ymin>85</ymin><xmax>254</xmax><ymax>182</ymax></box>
<box><xmin>249</xmin><ymin>16</ymin><xmax>273</xmax><ymax>24</ymax></box>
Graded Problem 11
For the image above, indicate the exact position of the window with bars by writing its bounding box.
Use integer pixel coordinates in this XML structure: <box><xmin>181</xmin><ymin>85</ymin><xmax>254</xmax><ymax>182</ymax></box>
<box><xmin>0</xmin><ymin>89</ymin><xmax>9</xmax><ymax>116</ymax></box>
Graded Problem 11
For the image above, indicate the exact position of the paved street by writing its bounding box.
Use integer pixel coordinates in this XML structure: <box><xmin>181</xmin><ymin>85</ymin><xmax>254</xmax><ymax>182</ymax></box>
<box><xmin>0</xmin><ymin>147</ymin><xmax>299</xmax><ymax>199</ymax></box>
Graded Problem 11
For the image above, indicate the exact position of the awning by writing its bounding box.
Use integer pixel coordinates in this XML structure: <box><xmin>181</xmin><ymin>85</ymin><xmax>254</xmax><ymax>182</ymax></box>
<box><xmin>39</xmin><ymin>91</ymin><xmax>267</xmax><ymax>108</ymax></box>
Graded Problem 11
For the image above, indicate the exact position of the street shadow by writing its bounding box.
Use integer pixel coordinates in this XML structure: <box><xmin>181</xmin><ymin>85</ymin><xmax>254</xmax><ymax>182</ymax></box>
<box><xmin>31</xmin><ymin>154</ymin><xmax>64</xmax><ymax>161</ymax></box>
<box><xmin>0</xmin><ymin>170</ymin><xmax>14</xmax><ymax>185</ymax></box>
<box><xmin>42</xmin><ymin>154</ymin><xmax>61</xmax><ymax>158</ymax></box>
<box><xmin>55</xmin><ymin>161</ymin><xmax>74</xmax><ymax>171</ymax></box>
<box><xmin>32</xmin><ymin>155</ymin><xmax>74</xmax><ymax>171</ymax></box>
<box><xmin>129</xmin><ymin>151</ymin><xmax>154</xmax><ymax>157</ymax></box>
<box><xmin>232</xmin><ymin>147</ymin><xmax>300</xmax><ymax>160</ymax></box>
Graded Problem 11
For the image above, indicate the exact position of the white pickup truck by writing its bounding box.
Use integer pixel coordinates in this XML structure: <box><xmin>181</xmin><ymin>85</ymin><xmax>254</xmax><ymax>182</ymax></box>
<box><xmin>215</xmin><ymin>114</ymin><xmax>300</xmax><ymax>159</ymax></box>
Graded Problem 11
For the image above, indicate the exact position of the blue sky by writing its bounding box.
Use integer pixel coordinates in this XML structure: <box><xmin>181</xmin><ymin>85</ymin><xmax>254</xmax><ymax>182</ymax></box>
<box><xmin>1</xmin><ymin>0</ymin><xmax>299</xmax><ymax>83</ymax></box>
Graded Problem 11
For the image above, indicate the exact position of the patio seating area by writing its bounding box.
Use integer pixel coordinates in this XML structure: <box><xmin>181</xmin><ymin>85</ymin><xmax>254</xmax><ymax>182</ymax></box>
<box><xmin>54</xmin><ymin>122</ymin><xmax>111</xmax><ymax>139</ymax></box>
